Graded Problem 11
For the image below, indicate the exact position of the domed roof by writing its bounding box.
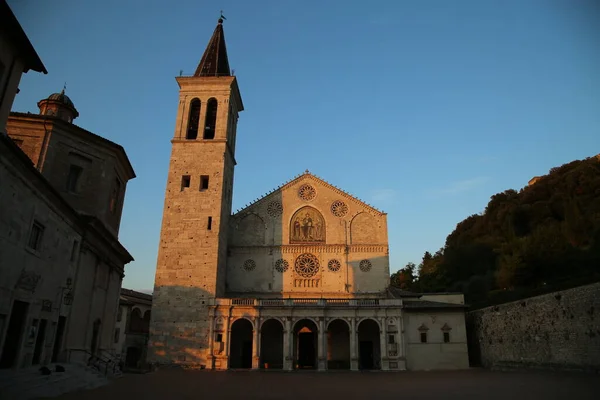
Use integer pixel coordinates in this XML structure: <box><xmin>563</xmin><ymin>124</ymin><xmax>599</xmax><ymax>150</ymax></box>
<box><xmin>46</xmin><ymin>90</ymin><xmax>75</xmax><ymax>109</ymax></box>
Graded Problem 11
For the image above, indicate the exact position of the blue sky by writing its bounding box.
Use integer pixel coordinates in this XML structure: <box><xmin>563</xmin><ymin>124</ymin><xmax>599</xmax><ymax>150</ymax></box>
<box><xmin>9</xmin><ymin>0</ymin><xmax>600</xmax><ymax>292</ymax></box>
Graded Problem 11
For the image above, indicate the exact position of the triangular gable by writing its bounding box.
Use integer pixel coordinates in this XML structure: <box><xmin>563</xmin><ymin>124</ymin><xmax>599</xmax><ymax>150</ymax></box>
<box><xmin>232</xmin><ymin>170</ymin><xmax>385</xmax><ymax>217</ymax></box>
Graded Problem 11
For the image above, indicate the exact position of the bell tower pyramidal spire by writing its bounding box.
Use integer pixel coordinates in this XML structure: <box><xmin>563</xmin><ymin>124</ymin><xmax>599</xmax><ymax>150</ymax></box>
<box><xmin>149</xmin><ymin>15</ymin><xmax>243</xmax><ymax>368</ymax></box>
<box><xmin>194</xmin><ymin>14</ymin><xmax>230</xmax><ymax>77</ymax></box>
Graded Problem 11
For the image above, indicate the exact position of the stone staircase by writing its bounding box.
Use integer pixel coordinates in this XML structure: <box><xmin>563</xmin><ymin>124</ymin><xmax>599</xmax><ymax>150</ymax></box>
<box><xmin>0</xmin><ymin>362</ymin><xmax>115</xmax><ymax>399</ymax></box>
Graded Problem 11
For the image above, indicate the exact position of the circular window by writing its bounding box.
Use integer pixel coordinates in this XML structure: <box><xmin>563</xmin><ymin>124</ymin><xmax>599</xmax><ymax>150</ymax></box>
<box><xmin>330</xmin><ymin>200</ymin><xmax>348</xmax><ymax>218</ymax></box>
<box><xmin>298</xmin><ymin>184</ymin><xmax>316</xmax><ymax>201</ymax></box>
<box><xmin>267</xmin><ymin>201</ymin><xmax>283</xmax><ymax>217</ymax></box>
<box><xmin>294</xmin><ymin>253</ymin><xmax>320</xmax><ymax>278</ymax></box>
<box><xmin>274</xmin><ymin>259</ymin><xmax>289</xmax><ymax>273</ymax></box>
<box><xmin>243</xmin><ymin>259</ymin><xmax>256</xmax><ymax>271</ymax></box>
<box><xmin>359</xmin><ymin>259</ymin><xmax>372</xmax><ymax>272</ymax></box>
<box><xmin>328</xmin><ymin>259</ymin><xmax>341</xmax><ymax>272</ymax></box>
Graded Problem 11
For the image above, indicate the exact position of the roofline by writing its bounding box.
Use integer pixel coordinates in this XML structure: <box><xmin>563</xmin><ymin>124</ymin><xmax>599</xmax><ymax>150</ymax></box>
<box><xmin>9</xmin><ymin>112</ymin><xmax>136</xmax><ymax>179</ymax></box>
<box><xmin>1</xmin><ymin>0</ymin><xmax>47</xmax><ymax>74</ymax></box>
<box><xmin>233</xmin><ymin>171</ymin><xmax>386</xmax><ymax>217</ymax></box>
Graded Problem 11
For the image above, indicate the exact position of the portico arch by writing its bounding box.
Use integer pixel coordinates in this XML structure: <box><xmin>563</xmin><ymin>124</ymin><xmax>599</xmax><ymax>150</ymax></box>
<box><xmin>260</xmin><ymin>319</ymin><xmax>284</xmax><ymax>369</ymax></box>
<box><xmin>229</xmin><ymin>318</ymin><xmax>253</xmax><ymax>369</ymax></box>
<box><xmin>327</xmin><ymin>319</ymin><xmax>350</xmax><ymax>369</ymax></box>
<box><xmin>293</xmin><ymin>319</ymin><xmax>318</xmax><ymax>369</ymax></box>
<box><xmin>357</xmin><ymin>318</ymin><xmax>381</xmax><ymax>370</ymax></box>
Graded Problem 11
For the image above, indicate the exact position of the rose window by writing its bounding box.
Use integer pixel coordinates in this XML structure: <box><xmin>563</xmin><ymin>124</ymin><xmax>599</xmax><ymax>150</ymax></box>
<box><xmin>298</xmin><ymin>184</ymin><xmax>316</xmax><ymax>201</ymax></box>
<box><xmin>359</xmin><ymin>259</ymin><xmax>372</xmax><ymax>272</ymax></box>
<box><xmin>330</xmin><ymin>200</ymin><xmax>348</xmax><ymax>217</ymax></box>
<box><xmin>328</xmin><ymin>259</ymin><xmax>341</xmax><ymax>272</ymax></box>
<box><xmin>294</xmin><ymin>253</ymin><xmax>320</xmax><ymax>278</ymax></box>
<box><xmin>275</xmin><ymin>259</ymin><xmax>289</xmax><ymax>273</ymax></box>
<box><xmin>267</xmin><ymin>201</ymin><xmax>283</xmax><ymax>217</ymax></box>
<box><xmin>243</xmin><ymin>259</ymin><xmax>256</xmax><ymax>272</ymax></box>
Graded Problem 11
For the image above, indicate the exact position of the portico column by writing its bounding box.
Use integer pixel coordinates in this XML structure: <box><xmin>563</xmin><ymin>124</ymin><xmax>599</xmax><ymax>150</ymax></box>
<box><xmin>350</xmin><ymin>318</ymin><xmax>358</xmax><ymax>371</ymax></box>
<box><xmin>224</xmin><ymin>317</ymin><xmax>231</xmax><ymax>370</ymax></box>
<box><xmin>283</xmin><ymin>318</ymin><xmax>292</xmax><ymax>370</ymax></box>
<box><xmin>208</xmin><ymin>313</ymin><xmax>215</xmax><ymax>369</ymax></box>
<box><xmin>318</xmin><ymin>318</ymin><xmax>326</xmax><ymax>371</ymax></box>
<box><xmin>379</xmin><ymin>318</ymin><xmax>388</xmax><ymax>371</ymax></box>
<box><xmin>252</xmin><ymin>318</ymin><xmax>260</xmax><ymax>369</ymax></box>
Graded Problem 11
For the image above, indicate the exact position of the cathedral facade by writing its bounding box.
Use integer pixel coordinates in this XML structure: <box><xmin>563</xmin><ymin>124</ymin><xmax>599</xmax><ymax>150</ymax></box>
<box><xmin>149</xmin><ymin>18</ymin><xmax>469</xmax><ymax>371</ymax></box>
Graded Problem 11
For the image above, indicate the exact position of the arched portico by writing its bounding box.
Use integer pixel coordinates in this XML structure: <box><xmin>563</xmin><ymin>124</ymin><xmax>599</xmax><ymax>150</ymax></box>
<box><xmin>357</xmin><ymin>318</ymin><xmax>381</xmax><ymax>370</ymax></box>
<box><xmin>260</xmin><ymin>319</ymin><xmax>284</xmax><ymax>369</ymax></box>
<box><xmin>293</xmin><ymin>319</ymin><xmax>318</xmax><ymax>369</ymax></box>
<box><xmin>229</xmin><ymin>318</ymin><xmax>253</xmax><ymax>369</ymax></box>
<box><xmin>327</xmin><ymin>319</ymin><xmax>350</xmax><ymax>369</ymax></box>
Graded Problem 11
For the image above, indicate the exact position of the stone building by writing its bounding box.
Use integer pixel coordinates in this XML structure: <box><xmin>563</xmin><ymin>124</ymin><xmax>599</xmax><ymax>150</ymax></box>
<box><xmin>115</xmin><ymin>288</ymin><xmax>151</xmax><ymax>370</ymax></box>
<box><xmin>0</xmin><ymin>1</ymin><xmax>135</xmax><ymax>370</ymax></box>
<box><xmin>0</xmin><ymin>0</ymin><xmax>47</xmax><ymax>132</ymax></box>
<box><xmin>149</xmin><ymin>18</ymin><xmax>469</xmax><ymax>371</ymax></box>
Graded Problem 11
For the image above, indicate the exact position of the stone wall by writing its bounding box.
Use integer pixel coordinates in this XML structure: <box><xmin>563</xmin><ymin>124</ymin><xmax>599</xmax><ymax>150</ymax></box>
<box><xmin>467</xmin><ymin>282</ymin><xmax>600</xmax><ymax>372</ymax></box>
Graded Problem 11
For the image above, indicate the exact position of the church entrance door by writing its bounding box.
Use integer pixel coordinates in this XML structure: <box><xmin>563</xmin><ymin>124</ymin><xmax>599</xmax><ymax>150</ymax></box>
<box><xmin>260</xmin><ymin>319</ymin><xmax>284</xmax><ymax>369</ymax></box>
<box><xmin>327</xmin><ymin>319</ymin><xmax>350</xmax><ymax>369</ymax></box>
<box><xmin>358</xmin><ymin>319</ymin><xmax>381</xmax><ymax>370</ymax></box>
<box><xmin>293</xmin><ymin>319</ymin><xmax>318</xmax><ymax>370</ymax></box>
<box><xmin>229</xmin><ymin>318</ymin><xmax>253</xmax><ymax>369</ymax></box>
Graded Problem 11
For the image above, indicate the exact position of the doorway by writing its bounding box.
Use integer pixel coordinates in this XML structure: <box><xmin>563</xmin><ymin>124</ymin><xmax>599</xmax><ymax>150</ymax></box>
<box><xmin>0</xmin><ymin>300</ymin><xmax>29</xmax><ymax>369</ymax></box>
<box><xmin>293</xmin><ymin>319</ymin><xmax>318</xmax><ymax>370</ymax></box>
<box><xmin>260</xmin><ymin>319</ymin><xmax>283</xmax><ymax>369</ymax></box>
<box><xmin>229</xmin><ymin>318</ymin><xmax>253</xmax><ymax>369</ymax></box>
<box><xmin>32</xmin><ymin>319</ymin><xmax>48</xmax><ymax>365</ymax></box>
<box><xmin>91</xmin><ymin>319</ymin><xmax>101</xmax><ymax>356</ymax></box>
<box><xmin>357</xmin><ymin>319</ymin><xmax>380</xmax><ymax>370</ymax></box>
<box><xmin>126</xmin><ymin>347</ymin><xmax>141</xmax><ymax>368</ymax></box>
<box><xmin>327</xmin><ymin>319</ymin><xmax>350</xmax><ymax>369</ymax></box>
<box><xmin>51</xmin><ymin>316</ymin><xmax>66</xmax><ymax>362</ymax></box>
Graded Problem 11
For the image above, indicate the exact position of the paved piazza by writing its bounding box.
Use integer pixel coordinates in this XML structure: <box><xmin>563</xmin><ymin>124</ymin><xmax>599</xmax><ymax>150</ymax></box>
<box><xmin>54</xmin><ymin>369</ymin><xmax>599</xmax><ymax>400</ymax></box>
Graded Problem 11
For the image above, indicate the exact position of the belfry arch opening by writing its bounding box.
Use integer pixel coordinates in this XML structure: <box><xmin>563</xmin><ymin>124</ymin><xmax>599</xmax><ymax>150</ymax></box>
<box><xmin>327</xmin><ymin>319</ymin><xmax>350</xmax><ymax>369</ymax></box>
<box><xmin>203</xmin><ymin>98</ymin><xmax>218</xmax><ymax>139</ymax></box>
<box><xmin>260</xmin><ymin>319</ymin><xmax>284</xmax><ymax>369</ymax></box>
<box><xmin>186</xmin><ymin>98</ymin><xmax>201</xmax><ymax>139</ymax></box>
<box><xmin>293</xmin><ymin>319</ymin><xmax>318</xmax><ymax>369</ymax></box>
<box><xmin>358</xmin><ymin>319</ymin><xmax>381</xmax><ymax>370</ymax></box>
<box><xmin>229</xmin><ymin>318</ymin><xmax>253</xmax><ymax>369</ymax></box>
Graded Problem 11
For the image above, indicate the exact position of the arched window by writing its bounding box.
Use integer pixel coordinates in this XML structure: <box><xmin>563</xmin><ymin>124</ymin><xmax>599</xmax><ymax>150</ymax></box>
<box><xmin>203</xmin><ymin>98</ymin><xmax>218</xmax><ymax>139</ymax></box>
<box><xmin>186</xmin><ymin>99</ymin><xmax>201</xmax><ymax>139</ymax></box>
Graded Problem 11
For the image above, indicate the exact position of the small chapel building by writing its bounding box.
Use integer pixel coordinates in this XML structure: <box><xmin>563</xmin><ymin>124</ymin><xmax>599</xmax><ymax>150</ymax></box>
<box><xmin>149</xmin><ymin>17</ymin><xmax>469</xmax><ymax>371</ymax></box>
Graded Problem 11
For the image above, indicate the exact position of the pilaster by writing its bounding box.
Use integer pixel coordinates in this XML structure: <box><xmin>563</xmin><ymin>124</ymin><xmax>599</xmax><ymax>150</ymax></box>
<box><xmin>252</xmin><ymin>317</ymin><xmax>260</xmax><ymax>369</ymax></box>
<box><xmin>318</xmin><ymin>318</ymin><xmax>326</xmax><ymax>371</ymax></box>
<box><xmin>379</xmin><ymin>317</ymin><xmax>388</xmax><ymax>371</ymax></box>
<box><xmin>283</xmin><ymin>318</ymin><xmax>292</xmax><ymax>371</ymax></box>
<box><xmin>350</xmin><ymin>317</ymin><xmax>358</xmax><ymax>371</ymax></box>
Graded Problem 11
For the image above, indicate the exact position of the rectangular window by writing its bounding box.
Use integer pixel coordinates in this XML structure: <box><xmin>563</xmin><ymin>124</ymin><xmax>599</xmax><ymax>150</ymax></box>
<box><xmin>109</xmin><ymin>178</ymin><xmax>121</xmax><ymax>214</ymax></box>
<box><xmin>28</xmin><ymin>221</ymin><xmax>45</xmax><ymax>250</ymax></box>
<box><xmin>216</xmin><ymin>333</ymin><xmax>223</xmax><ymax>342</ymax></box>
<box><xmin>66</xmin><ymin>165</ymin><xmax>82</xmax><ymax>193</ymax></box>
<box><xmin>420</xmin><ymin>332</ymin><xmax>427</xmax><ymax>343</ymax></box>
<box><xmin>117</xmin><ymin>306</ymin><xmax>123</xmax><ymax>322</ymax></box>
<box><xmin>443</xmin><ymin>332</ymin><xmax>450</xmax><ymax>343</ymax></box>
<box><xmin>388</xmin><ymin>334</ymin><xmax>395</xmax><ymax>344</ymax></box>
<box><xmin>70</xmin><ymin>240</ymin><xmax>79</xmax><ymax>262</ymax></box>
<box><xmin>114</xmin><ymin>328</ymin><xmax>120</xmax><ymax>343</ymax></box>
<box><xmin>181</xmin><ymin>175</ymin><xmax>191</xmax><ymax>191</ymax></box>
<box><xmin>207</xmin><ymin>216</ymin><xmax>212</xmax><ymax>230</ymax></box>
<box><xmin>200</xmin><ymin>175</ymin><xmax>209</xmax><ymax>191</ymax></box>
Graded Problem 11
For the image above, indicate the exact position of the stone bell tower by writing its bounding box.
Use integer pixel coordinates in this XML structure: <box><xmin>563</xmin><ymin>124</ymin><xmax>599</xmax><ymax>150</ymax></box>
<box><xmin>149</xmin><ymin>16</ymin><xmax>243</xmax><ymax>367</ymax></box>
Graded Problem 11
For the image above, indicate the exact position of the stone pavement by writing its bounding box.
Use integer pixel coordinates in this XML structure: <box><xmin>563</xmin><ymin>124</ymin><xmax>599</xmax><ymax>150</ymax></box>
<box><xmin>51</xmin><ymin>368</ymin><xmax>600</xmax><ymax>400</ymax></box>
